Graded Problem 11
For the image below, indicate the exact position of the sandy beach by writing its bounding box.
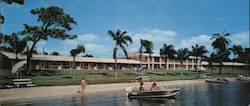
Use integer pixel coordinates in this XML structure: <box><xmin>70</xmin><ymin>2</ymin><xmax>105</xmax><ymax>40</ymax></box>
<box><xmin>0</xmin><ymin>78</ymin><xmax>236</xmax><ymax>102</ymax></box>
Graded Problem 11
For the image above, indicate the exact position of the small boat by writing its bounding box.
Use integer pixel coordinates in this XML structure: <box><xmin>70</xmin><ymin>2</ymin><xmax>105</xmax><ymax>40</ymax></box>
<box><xmin>236</xmin><ymin>75</ymin><xmax>250</xmax><ymax>81</ymax></box>
<box><xmin>124</xmin><ymin>87</ymin><xmax>180</xmax><ymax>99</ymax></box>
<box><xmin>205</xmin><ymin>78</ymin><xmax>230</xmax><ymax>83</ymax></box>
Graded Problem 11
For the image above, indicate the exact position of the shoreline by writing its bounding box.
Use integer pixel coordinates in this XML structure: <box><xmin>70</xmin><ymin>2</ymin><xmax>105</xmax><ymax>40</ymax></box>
<box><xmin>0</xmin><ymin>78</ymin><xmax>236</xmax><ymax>103</ymax></box>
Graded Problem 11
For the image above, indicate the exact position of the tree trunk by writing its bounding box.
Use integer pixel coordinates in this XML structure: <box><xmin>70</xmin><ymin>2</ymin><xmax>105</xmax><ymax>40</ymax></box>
<box><xmin>26</xmin><ymin>39</ymin><xmax>40</xmax><ymax>75</ymax></box>
<box><xmin>149</xmin><ymin>54</ymin><xmax>152</xmax><ymax>70</ymax></box>
<box><xmin>232</xmin><ymin>55</ymin><xmax>235</xmax><ymax>75</ymax></box>
<box><xmin>25</xmin><ymin>46</ymin><xmax>31</xmax><ymax>75</ymax></box>
<box><xmin>115</xmin><ymin>57</ymin><xmax>117</xmax><ymax>78</ymax></box>
<box><xmin>219</xmin><ymin>62</ymin><xmax>222</xmax><ymax>76</ymax></box>
<box><xmin>209</xmin><ymin>62</ymin><xmax>213</xmax><ymax>74</ymax></box>
<box><xmin>181</xmin><ymin>61</ymin><xmax>183</xmax><ymax>76</ymax></box>
<box><xmin>26</xmin><ymin>52</ymin><xmax>31</xmax><ymax>75</ymax></box>
<box><xmin>15</xmin><ymin>52</ymin><xmax>18</xmax><ymax>63</ymax></box>
<box><xmin>195</xmin><ymin>56</ymin><xmax>198</xmax><ymax>75</ymax></box>
<box><xmin>165</xmin><ymin>55</ymin><xmax>167</xmax><ymax>76</ymax></box>
<box><xmin>72</xmin><ymin>56</ymin><xmax>75</xmax><ymax>79</ymax></box>
<box><xmin>139</xmin><ymin>48</ymin><xmax>142</xmax><ymax>67</ymax></box>
<box><xmin>14</xmin><ymin>35</ymin><xmax>18</xmax><ymax>64</ymax></box>
<box><xmin>246</xmin><ymin>59</ymin><xmax>249</xmax><ymax>76</ymax></box>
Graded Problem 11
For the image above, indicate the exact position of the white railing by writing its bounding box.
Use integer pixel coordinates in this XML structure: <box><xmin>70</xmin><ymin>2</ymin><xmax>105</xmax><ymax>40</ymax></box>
<box><xmin>11</xmin><ymin>60</ymin><xmax>26</xmax><ymax>75</ymax></box>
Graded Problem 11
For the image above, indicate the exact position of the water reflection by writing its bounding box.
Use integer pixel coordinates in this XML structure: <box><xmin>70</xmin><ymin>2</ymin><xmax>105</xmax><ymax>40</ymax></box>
<box><xmin>71</xmin><ymin>94</ymin><xmax>87</xmax><ymax>106</ymax></box>
<box><xmin>125</xmin><ymin>97</ymin><xmax>175</xmax><ymax>106</ymax></box>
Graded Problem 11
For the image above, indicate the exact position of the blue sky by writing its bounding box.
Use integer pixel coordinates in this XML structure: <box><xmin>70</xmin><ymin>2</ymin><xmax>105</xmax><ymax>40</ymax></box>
<box><xmin>1</xmin><ymin>0</ymin><xmax>249</xmax><ymax>57</ymax></box>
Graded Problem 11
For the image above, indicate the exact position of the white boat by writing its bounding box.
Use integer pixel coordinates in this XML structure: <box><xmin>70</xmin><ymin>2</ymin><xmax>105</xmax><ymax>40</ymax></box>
<box><xmin>205</xmin><ymin>78</ymin><xmax>230</xmax><ymax>83</ymax></box>
<box><xmin>124</xmin><ymin>87</ymin><xmax>180</xmax><ymax>99</ymax></box>
<box><xmin>236</xmin><ymin>75</ymin><xmax>250</xmax><ymax>81</ymax></box>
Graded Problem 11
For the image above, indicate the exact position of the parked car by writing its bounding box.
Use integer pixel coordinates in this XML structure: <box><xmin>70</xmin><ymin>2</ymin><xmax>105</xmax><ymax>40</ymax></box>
<box><xmin>136</xmin><ymin>76</ymin><xmax>150</xmax><ymax>82</ymax></box>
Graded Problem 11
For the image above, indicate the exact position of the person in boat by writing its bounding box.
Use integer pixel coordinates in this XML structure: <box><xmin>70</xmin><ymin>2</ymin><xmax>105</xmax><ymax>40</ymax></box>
<box><xmin>138</xmin><ymin>77</ymin><xmax>144</xmax><ymax>91</ymax></box>
<box><xmin>239</xmin><ymin>74</ymin><xmax>243</xmax><ymax>77</ymax></box>
<box><xmin>77</xmin><ymin>77</ymin><xmax>87</xmax><ymax>93</ymax></box>
<box><xmin>150</xmin><ymin>81</ymin><xmax>157</xmax><ymax>91</ymax></box>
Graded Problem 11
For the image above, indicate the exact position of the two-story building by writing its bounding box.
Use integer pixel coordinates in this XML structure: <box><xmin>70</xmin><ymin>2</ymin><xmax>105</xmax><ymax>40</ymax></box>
<box><xmin>0</xmin><ymin>51</ymin><xmax>247</xmax><ymax>71</ymax></box>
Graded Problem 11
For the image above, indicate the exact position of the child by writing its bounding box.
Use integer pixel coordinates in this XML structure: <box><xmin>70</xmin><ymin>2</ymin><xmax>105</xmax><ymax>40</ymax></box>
<box><xmin>77</xmin><ymin>77</ymin><xmax>87</xmax><ymax>93</ymax></box>
<box><xmin>138</xmin><ymin>77</ymin><xmax>144</xmax><ymax>91</ymax></box>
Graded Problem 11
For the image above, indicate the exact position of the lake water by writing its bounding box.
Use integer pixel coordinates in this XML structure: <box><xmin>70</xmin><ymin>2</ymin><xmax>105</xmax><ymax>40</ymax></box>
<box><xmin>1</xmin><ymin>81</ymin><xmax>250</xmax><ymax>106</ymax></box>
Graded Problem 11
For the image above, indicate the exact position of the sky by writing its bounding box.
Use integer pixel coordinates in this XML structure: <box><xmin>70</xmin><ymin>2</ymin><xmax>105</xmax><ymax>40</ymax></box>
<box><xmin>1</xmin><ymin>0</ymin><xmax>249</xmax><ymax>57</ymax></box>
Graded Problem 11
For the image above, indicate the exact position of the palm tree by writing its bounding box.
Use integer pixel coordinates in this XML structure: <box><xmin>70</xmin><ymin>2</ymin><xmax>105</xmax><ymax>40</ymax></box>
<box><xmin>245</xmin><ymin>48</ymin><xmax>250</xmax><ymax>75</ymax></box>
<box><xmin>191</xmin><ymin>44</ymin><xmax>208</xmax><ymax>75</ymax></box>
<box><xmin>229</xmin><ymin>45</ymin><xmax>243</xmax><ymax>75</ymax></box>
<box><xmin>160</xmin><ymin>44</ymin><xmax>176</xmax><ymax>75</ymax></box>
<box><xmin>239</xmin><ymin>48</ymin><xmax>249</xmax><ymax>62</ymax></box>
<box><xmin>211</xmin><ymin>30</ymin><xmax>231</xmax><ymax>52</ymax></box>
<box><xmin>203</xmin><ymin>52</ymin><xmax>216</xmax><ymax>74</ymax></box>
<box><xmin>211</xmin><ymin>30</ymin><xmax>231</xmax><ymax>75</ymax></box>
<box><xmin>239</xmin><ymin>48</ymin><xmax>250</xmax><ymax>75</ymax></box>
<box><xmin>139</xmin><ymin>39</ymin><xmax>153</xmax><ymax>70</ymax></box>
<box><xmin>176</xmin><ymin>48</ymin><xmax>190</xmax><ymax>76</ymax></box>
<box><xmin>108</xmin><ymin>29</ymin><xmax>132</xmax><ymax>78</ymax></box>
<box><xmin>70</xmin><ymin>44</ymin><xmax>85</xmax><ymax>79</ymax></box>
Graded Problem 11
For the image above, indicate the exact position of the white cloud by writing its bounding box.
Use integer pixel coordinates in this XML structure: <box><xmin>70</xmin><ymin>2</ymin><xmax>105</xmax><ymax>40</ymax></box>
<box><xmin>130</xmin><ymin>47</ymin><xmax>139</xmax><ymax>53</ymax></box>
<box><xmin>177</xmin><ymin>35</ymin><xmax>213</xmax><ymax>51</ymax></box>
<box><xmin>61</xmin><ymin>34</ymin><xmax>100</xmax><ymax>47</ymax></box>
<box><xmin>36</xmin><ymin>40</ymin><xmax>47</xmax><ymax>52</ymax></box>
<box><xmin>133</xmin><ymin>29</ymin><xmax>176</xmax><ymax>42</ymax></box>
<box><xmin>37</xmin><ymin>40</ymin><xmax>47</xmax><ymax>47</ymax></box>
<box><xmin>147</xmin><ymin>29</ymin><xmax>177</xmax><ymax>37</ymax></box>
<box><xmin>5</xmin><ymin>4</ymin><xmax>22</xmax><ymax>9</ymax></box>
<box><xmin>177</xmin><ymin>31</ymin><xmax>249</xmax><ymax>55</ymax></box>
<box><xmin>85</xmin><ymin>43</ymin><xmax>112</xmax><ymax>57</ymax></box>
<box><xmin>78</xmin><ymin>34</ymin><xmax>100</xmax><ymax>42</ymax></box>
<box><xmin>230</xmin><ymin>31</ymin><xmax>249</xmax><ymax>46</ymax></box>
<box><xmin>58</xmin><ymin>34</ymin><xmax>113</xmax><ymax>57</ymax></box>
<box><xmin>85</xmin><ymin>43</ymin><xmax>108</xmax><ymax>51</ymax></box>
<box><xmin>62</xmin><ymin>39</ymin><xmax>78</xmax><ymax>47</ymax></box>
<box><xmin>129</xmin><ymin>29</ymin><xmax>177</xmax><ymax>54</ymax></box>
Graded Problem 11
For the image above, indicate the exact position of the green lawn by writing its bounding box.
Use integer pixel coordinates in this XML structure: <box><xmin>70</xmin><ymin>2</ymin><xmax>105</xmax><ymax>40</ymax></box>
<box><xmin>0</xmin><ymin>69</ymin><xmax>248</xmax><ymax>88</ymax></box>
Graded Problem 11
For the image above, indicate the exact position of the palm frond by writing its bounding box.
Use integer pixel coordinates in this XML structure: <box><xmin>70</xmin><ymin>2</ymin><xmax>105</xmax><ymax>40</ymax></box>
<box><xmin>108</xmin><ymin>30</ymin><xmax>115</xmax><ymax>38</ymax></box>
<box><xmin>224</xmin><ymin>33</ymin><xmax>230</xmax><ymax>36</ymax></box>
<box><xmin>121</xmin><ymin>40</ymin><xmax>129</xmax><ymax>47</ymax></box>
<box><xmin>121</xmin><ymin>31</ymin><xmax>127</xmax><ymax>36</ymax></box>
<box><xmin>120</xmin><ymin>44</ymin><xmax>128</xmax><ymax>58</ymax></box>
<box><xmin>116</xmin><ymin>29</ymin><xmax>121</xmax><ymax>37</ymax></box>
<box><xmin>210</xmin><ymin>34</ymin><xmax>219</xmax><ymax>40</ymax></box>
<box><xmin>123</xmin><ymin>35</ymin><xmax>132</xmax><ymax>44</ymax></box>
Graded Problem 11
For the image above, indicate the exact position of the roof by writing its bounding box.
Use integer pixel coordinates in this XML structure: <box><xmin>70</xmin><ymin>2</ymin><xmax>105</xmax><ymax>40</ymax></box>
<box><xmin>129</xmin><ymin>53</ymin><xmax>161</xmax><ymax>57</ymax></box>
<box><xmin>129</xmin><ymin>53</ymin><xmax>197</xmax><ymax>59</ymax></box>
<box><xmin>1</xmin><ymin>52</ymin><xmax>145</xmax><ymax>64</ymax></box>
<box><xmin>222</xmin><ymin>62</ymin><xmax>247</xmax><ymax>66</ymax></box>
<box><xmin>201</xmin><ymin>61</ymin><xmax>246</xmax><ymax>66</ymax></box>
